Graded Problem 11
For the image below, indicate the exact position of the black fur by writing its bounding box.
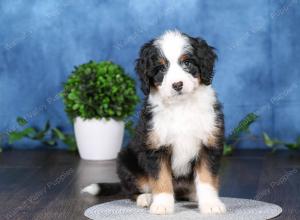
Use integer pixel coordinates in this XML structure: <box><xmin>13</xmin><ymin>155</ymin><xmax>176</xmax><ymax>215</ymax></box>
<box><xmin>188</xmin><ymin>36</ymin><xmax>217</xmax><ymax>85</ymax></box>
<box><xmin>135</xmin><ymin>40</ymin><xmax>162</xmax><ymax>95</ymax></box>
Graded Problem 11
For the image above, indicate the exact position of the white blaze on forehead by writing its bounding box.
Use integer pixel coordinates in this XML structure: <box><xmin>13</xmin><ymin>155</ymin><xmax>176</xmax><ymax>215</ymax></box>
<box><xmin>154</xmin><ymin>30</ymin><xmax>191</xmax><ymax>62</ymax></box>
<box><xmin>152</xmin><ymin>30</ymin><xmax>198</xmax><ymax>99</ymax></box>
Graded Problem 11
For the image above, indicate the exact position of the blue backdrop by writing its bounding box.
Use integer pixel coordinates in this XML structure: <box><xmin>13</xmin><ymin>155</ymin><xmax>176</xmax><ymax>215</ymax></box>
<box><xmin>0</xmin><ymin>0</ymin><xmax>299</xmax><ymax>149</ymax></box>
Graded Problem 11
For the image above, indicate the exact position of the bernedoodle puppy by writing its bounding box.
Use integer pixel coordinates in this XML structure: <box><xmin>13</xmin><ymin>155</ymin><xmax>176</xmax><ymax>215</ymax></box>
<box><xmin>82</xmin><ymin>30</ymin><xmax>226</xmax><ymax>215</ymax></box>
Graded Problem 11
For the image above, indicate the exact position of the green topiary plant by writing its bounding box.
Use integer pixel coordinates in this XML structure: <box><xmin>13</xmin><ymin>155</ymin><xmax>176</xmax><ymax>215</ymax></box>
<box><xmin>62</xmin><ymin>61</ymin><xmax>139</xmax><ymax>120</ymax></box>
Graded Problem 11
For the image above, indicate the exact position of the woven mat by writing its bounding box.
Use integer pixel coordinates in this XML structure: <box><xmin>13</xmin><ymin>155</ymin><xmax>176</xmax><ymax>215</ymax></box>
<box><xmin>84</xmin><ymin>197</ymin><xmax>282</xmax><ymax>220</ymax></box>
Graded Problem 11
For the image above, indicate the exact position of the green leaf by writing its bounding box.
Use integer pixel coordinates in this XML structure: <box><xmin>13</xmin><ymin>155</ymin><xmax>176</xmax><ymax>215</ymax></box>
<box><xmin>223</xmin><ymin>144</ymin><xmax>234</xmax><ymax>156</ymax></box>
<box><xmin>67</xmin><ymin>92</ymin><xmax>77</xmax><ymax>100</ymax></box>
<box><xmin>32</xmin><ymin>120</ymin><xmax>51</xmax><ymax>140</ymax></box>
<box><xmin>285</xmin><ymin>143</ymin><xmax>300</xmax><ymax>150</ymax></box>
<box><xmin>262</xmin><ymin>132</ymin><xmax>284</xmax><ymax>152</ymax></box>
<box><xmin>262</xmin><ymin>132</ymin><xmax>274</xmax><ymax>147</ymax></box>
<box><xmin>17</xmin><ymin>117</ymin><xmax>28</xmax><ymax>126</ymax></box>
<box><xmin>33</xmin><ymin>132</ymin><xmax>45</xmax><ymax>140</ymax></box>
<box><xmin>72</xmin><ymin>103</ymin><xmax>80</xmax><ymax>110</ymax></box>
<box><xmin>125</xmin><ymin>120</ymin><xmax>135</xmax><ymax>137</ymax></box>
<box><xmin>234</xmin><ymin>113</ymin><xmax>258</xmax><ymax>134</ymax></box>
<box><xmin>63</xmin><ymin>135</ymin><xmax>77</xmax><ymax>152</ymax></box>
<box><xmin>43</xmin><ymin>140</ymin><xmax>57</xmax><ymax>146</ymax></box>
<box><xmin>8</xmin><ymin>127</ymin><xmax>36</xmax><ymax>144</ymax></box>
<box><xmin>227</xmin><ymin>113</ymin><xmax>259</xmax><ymax>143</ymax></box>
<box><xmin>52</xmin><ymin>128</ymin><xmax>66</xmax><ymax>140</ymax></box>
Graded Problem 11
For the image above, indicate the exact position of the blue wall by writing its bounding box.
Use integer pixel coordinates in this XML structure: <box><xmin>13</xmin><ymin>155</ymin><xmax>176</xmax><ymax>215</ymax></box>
<box><xmin>0</xmin><ymin>0</ymin><xmax>299</xmax><ymax>149</ymax></box>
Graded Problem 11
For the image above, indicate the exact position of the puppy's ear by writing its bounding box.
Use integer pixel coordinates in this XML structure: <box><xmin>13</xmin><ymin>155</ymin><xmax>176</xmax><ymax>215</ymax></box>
<box><xmin>135</xmin><ymin>40</ymin><xmax>156</xmax><ymax>95</ymax></box>
<box><xmin>190</xmin><ymin>37</ymin><xmax>217</xmax><ymax>85</ymax></box>
<box><xmin>135</xmin><ymin>57</ymin><xmax>150</xmax><ymax>95</ymax></box>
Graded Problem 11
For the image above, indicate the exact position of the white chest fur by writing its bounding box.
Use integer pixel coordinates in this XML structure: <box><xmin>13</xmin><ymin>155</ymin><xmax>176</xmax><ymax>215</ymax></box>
<box><xmin>149</xmin><ymin>86</ymin><xmax>217</xmax><ymax>177</ymax></box>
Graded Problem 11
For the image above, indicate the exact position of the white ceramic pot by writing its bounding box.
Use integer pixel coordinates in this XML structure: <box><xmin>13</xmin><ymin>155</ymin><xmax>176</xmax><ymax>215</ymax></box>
<box><xmin>74</xmin><ymin>117</ymin><xmax>124</xmax><ymax>160</ymax></box>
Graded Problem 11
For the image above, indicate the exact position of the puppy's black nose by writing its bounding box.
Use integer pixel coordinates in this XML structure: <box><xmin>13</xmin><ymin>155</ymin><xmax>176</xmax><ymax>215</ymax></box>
<box><xmin>172</xmin><ymin>81</ymin><xmax>183</xmax><ymax>91</ymax></box>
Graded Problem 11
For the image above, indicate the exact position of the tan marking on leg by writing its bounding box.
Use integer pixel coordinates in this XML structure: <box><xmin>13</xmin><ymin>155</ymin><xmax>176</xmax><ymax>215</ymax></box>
<box><xmin>195</xmin><ymin>160</ymin><xmax>219</xmax><ymax>189</ymax></box>
<box><xmin>194</xmin><ymin>155</ymin><xmax>226</xmax><ymax>214</ymax></box>
<box><xmin>137</xmin><ymin>176</ymin><xmax>150</xmax><ymax>193</ymax></box>
<box><xmin>149</xmin><ymin>157</ymin><xmax>175</xmax><ymax>215</ymax></box>
<box><xmin>150</xmin><ymin>159</ymin><xmax>173</xmax><ymax>194</ymax></box>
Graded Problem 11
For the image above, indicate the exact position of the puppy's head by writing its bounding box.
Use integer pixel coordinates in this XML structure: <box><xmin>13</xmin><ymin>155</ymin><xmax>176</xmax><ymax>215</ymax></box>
<box><xmin>135</xmin><ymin>30</ymin><xmax>217</xmax><ymax>99</ymax></box>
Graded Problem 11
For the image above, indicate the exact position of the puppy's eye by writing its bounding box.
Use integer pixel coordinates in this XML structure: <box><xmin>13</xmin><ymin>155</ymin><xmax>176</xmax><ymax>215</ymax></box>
<box><xmin>183</xmin><ymin>60</ymin><xmax>191</xmax><ymax>67</ymax></box>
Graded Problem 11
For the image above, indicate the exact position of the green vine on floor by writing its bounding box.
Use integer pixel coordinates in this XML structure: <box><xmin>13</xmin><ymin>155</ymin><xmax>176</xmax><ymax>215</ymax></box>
<box><xmin>223</xmin><ymin>113</ymin><xmax>259</xmax><ymax>155</ymax></box>
<box><xmin>2</xmin><ymin>117</ymin><xmax>77</xmax><ymax>151</ymax></box>
<box><xmin>1</xmin><ymin>114</ymin><xmax>299</xmax><ymax>155</ymax></box>
<box><xmin>263</xmin><ymin>132</ymin><xmax>300</xmax><ymax>152</ymax></box>
<box><xmin>0</xmin><ymin>116</ymin><xmax>136</xmax><ymax>152</ymax></box>
<box><xmin>223</xmin><ymin>113</ymin><xmax>300</xmax><ymax>155</ymax></box>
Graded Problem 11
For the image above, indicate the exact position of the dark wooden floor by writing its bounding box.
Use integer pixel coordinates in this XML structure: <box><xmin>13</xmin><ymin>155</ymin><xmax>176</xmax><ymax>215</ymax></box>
<box><xmin>0</xmin><ymin>149</ymin><xmax>299</xmax><ymax>220</ymax></box>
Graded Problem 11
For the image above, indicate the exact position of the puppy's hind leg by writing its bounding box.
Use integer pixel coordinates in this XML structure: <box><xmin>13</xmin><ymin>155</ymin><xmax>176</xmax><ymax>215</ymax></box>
<box><xmin>117</xmin><ymin>148</ymin><xmax>144</xmax><ymax>197</ymax></box>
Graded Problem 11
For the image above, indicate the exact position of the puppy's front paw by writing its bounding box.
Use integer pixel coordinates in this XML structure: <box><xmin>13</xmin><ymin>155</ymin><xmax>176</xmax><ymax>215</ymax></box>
<box><xmin>199</xmin><ymin>198</ymin><xmax>226</xmax><ymax>214</ymax></box>
<box><xmin>137</xmin><ymin>193</ymin><xmax>152</xmax><ymax>207</ymax></box>
<box><xmin>149</xmin><ymin>193</ymin><xmax>174</xmax><ymax>215</ymax></box>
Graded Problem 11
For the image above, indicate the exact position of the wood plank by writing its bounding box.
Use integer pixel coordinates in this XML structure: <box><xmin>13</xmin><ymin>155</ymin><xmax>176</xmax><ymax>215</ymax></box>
<box><xmin>256</xmin><ymin>152</ymin><xmax>300</xmax><ymax>220</ymax></box>
<box><xmin>219</xmin><ymin>157</ymin><xmax>263</xmax><ymax>199</ymax></box>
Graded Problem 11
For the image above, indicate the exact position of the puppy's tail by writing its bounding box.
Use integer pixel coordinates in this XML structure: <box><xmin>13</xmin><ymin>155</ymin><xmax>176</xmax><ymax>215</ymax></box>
<box><xmin>81</xmin><ymin>182</ymin><xmax>122</xmax><ymax>196</ymax></box>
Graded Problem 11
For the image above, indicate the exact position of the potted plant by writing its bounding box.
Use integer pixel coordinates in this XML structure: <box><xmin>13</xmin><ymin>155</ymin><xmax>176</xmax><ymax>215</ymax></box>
<box><xmin>62</xmin><ymin>61</ymin><xmax>139</xmax><ymax>160</ymax></box>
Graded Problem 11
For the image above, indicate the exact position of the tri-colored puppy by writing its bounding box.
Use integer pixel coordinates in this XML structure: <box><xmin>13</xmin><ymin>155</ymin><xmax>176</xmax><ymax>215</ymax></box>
<box><xmin>82</xmin><ymin>30</ymin><xmax>226</xmax><ymax>215</ymax></box>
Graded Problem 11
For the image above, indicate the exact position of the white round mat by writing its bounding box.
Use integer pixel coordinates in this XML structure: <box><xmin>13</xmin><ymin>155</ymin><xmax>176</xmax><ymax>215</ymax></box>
<box><xmin>84</xmin><ymin>197</ymin><xmax>282</xmax><ymax>220</ymax></box>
